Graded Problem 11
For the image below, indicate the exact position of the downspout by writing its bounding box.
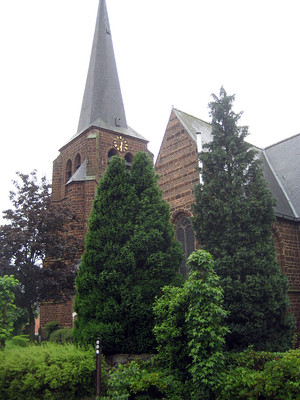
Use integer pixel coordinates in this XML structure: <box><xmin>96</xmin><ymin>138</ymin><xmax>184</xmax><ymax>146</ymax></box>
<box><xmin>196</xmin><ymin>132</ymin><xmax>203</xmax><ymax>184</ymax></box>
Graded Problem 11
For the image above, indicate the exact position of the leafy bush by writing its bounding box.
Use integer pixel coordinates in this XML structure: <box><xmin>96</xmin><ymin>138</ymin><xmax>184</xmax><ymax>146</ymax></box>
<box><xmin>49</xmin><ymin>328</ymin><xmax>73</xmax><ymax>343</ymax></box>
<box><xmin>0</xmin><ymin>343</ymin><xmax>106</xmax><ymax>400</ymax></box>
<box><xmin>11</xmin><ymin>335</ymin><xmax>30</xmax><ymax>347</ymax></box>
<box><xmin>45</xmin><ymin>321</ymin><xmax>60</xmax><ymax>337</ymax></box>
<box><xmin>218</xmin><ymin>349</ymin><xmax>300</xmax><ymax>400</ymax></box>
<box><xmin>153</xmin><ymin>250</ymin><xmax>229</xmax><ymax>398</ymax></box>
<box><xmin>102</xmin><ymin>360</ymin><xmax>183</xmax><ymax>400</ymax></box>
<box><xmin>0</xmin><ymin>275</ymin><xmax>19</xmax><ymax>349</ymax></box>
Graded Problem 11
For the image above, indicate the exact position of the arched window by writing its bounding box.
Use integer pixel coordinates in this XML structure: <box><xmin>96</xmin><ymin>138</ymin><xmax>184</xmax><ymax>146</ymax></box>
<box><xmin>124</xmin><ymin>152</ymin><xmax>133</xmax><ymax>169</ymax></box>
<box><xmin>176</xmin><ymin>216</ymin><xmax>195</xmax><ymax>276</ymax></box>
<box><xmin>66</xmin><ymin>159</ymin><xmax>72</xmax><ymax>182</ymax></box>
<box><xmin>75</xmin><ymin>153</ymin><xmax>81</xmax><ymax>171</ymax></box>
<box><xmin>108</xmin><ymin>149</ymin><xmax>118</xmax><ymax>163</ymax></box>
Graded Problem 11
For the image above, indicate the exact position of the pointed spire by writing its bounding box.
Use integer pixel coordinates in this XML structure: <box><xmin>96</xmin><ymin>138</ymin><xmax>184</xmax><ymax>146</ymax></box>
<box><xmin>77</xmin><ymin>0</ymin><xmax>127</xmax><ymax>134</ymax></box>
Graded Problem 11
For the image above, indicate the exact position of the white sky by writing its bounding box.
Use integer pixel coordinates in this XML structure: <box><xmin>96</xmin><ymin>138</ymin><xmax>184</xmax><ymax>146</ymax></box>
<box><xmin>0</xmin><ymin>0</ymin><xmax>299</xmax><ymax>218</ymax></box>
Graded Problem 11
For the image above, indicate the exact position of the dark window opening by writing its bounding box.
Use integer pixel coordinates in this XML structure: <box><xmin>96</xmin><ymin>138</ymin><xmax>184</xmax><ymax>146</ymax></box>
<box><xmin>108</xmin><ymin>149</ymin><xmax>118</xmax><ymax>163</ymax></box>
<box><xmin>176</xmin><ymin>216</ymin><xmax>195</xmax><ymax>276</ymax></box>
<box><xmin>66</xmin><ymin>159</ymin><xmax>72</xmax><ymax>183</ymax></box>
<box><xmin>124</xmin><ymin>152</ymin><xmax>133</xmax><ymax>169</ymax></box>
<box><xmin>75</xmin><ymin>153</ymin><xmax>81</xmax><ymax>171</ymax></box>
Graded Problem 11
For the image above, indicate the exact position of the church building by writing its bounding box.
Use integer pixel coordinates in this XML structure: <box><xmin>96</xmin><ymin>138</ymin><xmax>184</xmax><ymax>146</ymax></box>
<box><xmin>41</xmin><ymin>0</ymin><xmax>299</xmax><ymax>343</ymax></box>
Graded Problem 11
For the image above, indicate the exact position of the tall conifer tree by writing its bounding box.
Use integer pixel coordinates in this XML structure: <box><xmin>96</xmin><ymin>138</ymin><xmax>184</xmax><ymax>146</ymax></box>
<box><xmin>192</xmin><ymin>87</ymin><xmax>295</xmax><ymax>351</ymax></box>
<box><xmin>74</xmin><ymin>153</ymin><xmax>182</xmax><ymax>353</ymax></box>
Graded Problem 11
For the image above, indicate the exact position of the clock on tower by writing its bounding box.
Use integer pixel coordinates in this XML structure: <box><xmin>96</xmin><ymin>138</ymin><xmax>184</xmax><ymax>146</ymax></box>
<box><xmin>113</xmin><ymin>135</ymin><xmax>128</xmax><ymax>152</ymax></box>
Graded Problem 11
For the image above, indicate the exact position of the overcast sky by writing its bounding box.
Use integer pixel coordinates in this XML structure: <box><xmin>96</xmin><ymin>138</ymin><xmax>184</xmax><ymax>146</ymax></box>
<box><xmin>0</xmin><ymin>0</ymin><xmax>299</xmax><ymax>218</ymax></box>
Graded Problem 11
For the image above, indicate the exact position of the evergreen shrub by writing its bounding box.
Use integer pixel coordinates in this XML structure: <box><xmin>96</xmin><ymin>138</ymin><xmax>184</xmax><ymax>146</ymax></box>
<box><xmin>193</xmin><ymin>87</ymin><xmax>295</xmax><ymax>351</ymax></box>
<box><xmin>11</xmin><ymin>335</ymin><xmax>30</xmax><ymax>347</ymax></box>
<box><xmin>49</xmin><ymin>328</ymin><xmax>73</xmax><ymax>343</ymax></box>
<box><xmin>0</xmin><ymin>343</ymin><xmax>105</xmax><ymax>400</ymax></box>
<box><xmin>74</xmin><ymin>153</ymin><xmax>183</xmax><ymax>354</ymax></box>
<box><xmin>45</xmin><ymin>321</ymin><xmax>60</xmax><ymax>337</ymax></box>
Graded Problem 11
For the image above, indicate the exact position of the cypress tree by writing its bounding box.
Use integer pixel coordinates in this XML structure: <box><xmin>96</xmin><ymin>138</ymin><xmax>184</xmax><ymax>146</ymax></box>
<box><xmin>192</xmin><ymin>87</ymin><xmax>295</xmax><ymax>351</ymax></box>
<box><xmin>127</xmin><ymin>151</ymin><xmax>183</xmax><ymax>352</ymax></box>
<box><xmin>74</xmin><ymin>153</ymin><xmax>183</xmax><ymax>353</ymax></box>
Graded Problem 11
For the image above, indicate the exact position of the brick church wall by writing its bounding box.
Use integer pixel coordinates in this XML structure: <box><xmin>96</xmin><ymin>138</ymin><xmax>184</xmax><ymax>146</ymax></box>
<box><xmin>155</xmin><ymin>111</ymin><xmax>199</xmax><ymax>222</ymax></box>
<box><xmin>40</xmin><ymin>300</ymin><xmax>74</xmax><ymax>334</ymax></box>
<box><xmin>273</xmin><ymin>218</ymin><xmax>300</xmax><ymax>341</ymax></box>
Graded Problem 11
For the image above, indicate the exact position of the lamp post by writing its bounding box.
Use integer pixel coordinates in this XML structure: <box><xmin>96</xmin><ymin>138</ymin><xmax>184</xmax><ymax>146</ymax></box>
<box><xmin>96</xmin><ymin>337</ymin><xmax>102</xmax><ymax>398</ymax></box>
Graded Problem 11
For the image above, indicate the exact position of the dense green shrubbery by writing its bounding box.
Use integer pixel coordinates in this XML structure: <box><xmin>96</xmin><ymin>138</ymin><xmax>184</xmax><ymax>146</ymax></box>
<box><xmin>49</xmin><ymin>328</ymin><xmax>73</xmax><ymax>343</ymax></box>
<box><xmin>45</xmin><ymin>321</ymin><xmax>61</xmax><ymax>337</ymax></box>
<box><xmin>0</xmin><ymin>343</ymin><xmax>105</xmax><ymax>400</ymax></box>
<box><xmin>153</xmin><ymin>250</ymin><xmax>229</xmax><ymax>398</ymax></box>
<box><xmin>217</xmin><ymin>349</ymin><xmax>300</xmax><ymax>400</ymax></box>
<box><xmin>1</xmin><ymin>340</ymin><xmax>298</xmax><ymax>400</ymax></box>
<box><xmin>100</xmin><ymin>349</ymin><xmax>300</xmax><ymax>400</ymax></box>
<box><xmin>101</xmin><ymin>360</ymin><xmax>183</xmax><ymax>400</ymax></box>
<box><xmin>11</xmin><ymin>334</ymin><xmax>30</xmax><ymax>347</ymax></box>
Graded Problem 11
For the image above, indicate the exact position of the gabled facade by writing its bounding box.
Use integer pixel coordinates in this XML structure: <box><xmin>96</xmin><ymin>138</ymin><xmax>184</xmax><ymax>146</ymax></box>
<box><xmin>40</xmin><ymin>0</ymin><xmax>150</xmax><ymax>330</ymax></box>
<box><xmin>156</xmin><ymin>109</ymin><xmax>300</xmax><ymax>342</ymax></box>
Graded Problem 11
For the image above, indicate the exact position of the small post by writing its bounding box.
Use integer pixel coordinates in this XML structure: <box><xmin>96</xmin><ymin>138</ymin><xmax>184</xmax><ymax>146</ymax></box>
<box><xmin>96</xmin><ymin>337</ymin><xmax>102</xmax><ymax>398</ymax></box>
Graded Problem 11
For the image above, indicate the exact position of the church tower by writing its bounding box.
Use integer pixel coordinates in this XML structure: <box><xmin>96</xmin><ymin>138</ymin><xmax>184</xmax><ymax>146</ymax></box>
<box><xmin>40</xmin><ymin>0</ymin><xmax>150</xmax><ymax>330</ymax></box>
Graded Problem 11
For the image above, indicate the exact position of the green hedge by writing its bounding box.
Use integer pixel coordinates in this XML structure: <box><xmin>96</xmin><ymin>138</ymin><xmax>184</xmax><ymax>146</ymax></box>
<box><xmin>217</xmin><ymin>349</ymin><xmax>300</xmax><ymax>400</ymax></box>
<box><xmin>45</xmin><ymin>321</ymin><xmax>61</xmax><ymax>337</ymax></box>
<box><xmin>0</xmin><ymin>343</ymin><xmax>106</xmax><ymax>400</ymax></box>
<box><xmin>100</xmin><ymin>350</ymin><xmax>300</xmax><ymax>400</ymax></box>
<box><xmin>11</xmin><ymin>335</ymin><xmax>30</xmax><ymax>347</ymax></box>
<box><xmin>102</xmin><ymin>360</ymin><xmax>183</xmax><ymax>400</ymax></box>
<box><xmin>49</xmin><ymin>328</ymin><xmax>73</xmax><ymax>343</ymax></box>
<box><xmin>1</xmin><ymin>344</ymin><xmax>298</xmax><ymax>400</ymax></box>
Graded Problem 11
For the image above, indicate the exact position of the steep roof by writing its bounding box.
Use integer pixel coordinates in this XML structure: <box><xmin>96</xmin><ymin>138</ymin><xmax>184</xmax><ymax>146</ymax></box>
<box><xmin>262</xmin><ymin>134</ymin><xmax>300</xmax><ymax>220</ymax></box>
<box><xmin>77</xmin><ymin>0</ymin><xmax>127</xmax><ymax>134</ymax></box>
<box><xmin>171</xmin><ymin>108</ymin><xmax>300</xmax><ymax>221</ymax></box>
<box><xmin>64</xmin><ymin>0</ymin><xmax>146</xmax><ymax>147</ymax></box>
<box><xmin>173</xmin><ymin>108</ymin><xmax>212</xmax><ymax>145</ymax></box>
<box><xmin>66</xmin><ymin>159</ymin><xmax>87</xmax><ymax>184</ymax></box>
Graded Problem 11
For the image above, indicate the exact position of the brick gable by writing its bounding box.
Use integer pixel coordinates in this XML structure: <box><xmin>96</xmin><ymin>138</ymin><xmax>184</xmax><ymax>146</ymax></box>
<box><xmin>156</xmin><ymin>110</ymin><xmax>199</xmax><ymax>221</ymax></box>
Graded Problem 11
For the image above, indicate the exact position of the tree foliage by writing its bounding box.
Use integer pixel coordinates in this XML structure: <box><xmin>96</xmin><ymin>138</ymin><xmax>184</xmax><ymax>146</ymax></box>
<box><xmin>74</xmin><ymin>152</ymin><xmax>183</xmax><ymax>353</ymax></box>
<box><xmin>0</xmin><ymin>171</ymin><xmax>77</xmax><ymax>340</ymax></box>
<box><xmin>0</xmin><ymin>275</ymin><xmax>19</xmax><ymax>349</ymax></box>
<box><xmin>153</xmin><ymin>250</ymin><xmax>229</xmax><ymax>398</ymax></box>
<box><xmin>192</xmin><ymin>87</ymin><xmax>295</xmax><ymax>351</ymax></box>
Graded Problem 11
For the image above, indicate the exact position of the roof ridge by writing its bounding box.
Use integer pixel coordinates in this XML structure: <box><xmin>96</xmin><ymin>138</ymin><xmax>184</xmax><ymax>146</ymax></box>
<box><xmin>173</xmin><ymin>107</ymin><xmax>211</xmax><ymax>127</ymax></box>
<box><xmin>264</xmin><ymin>132</ymin><xmax>300</xmax><ymax>150</ymax></box>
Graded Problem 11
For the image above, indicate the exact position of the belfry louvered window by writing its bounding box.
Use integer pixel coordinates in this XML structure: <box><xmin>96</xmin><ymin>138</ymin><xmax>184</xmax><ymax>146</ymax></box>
<box><xmin>176</xmin><ymin>216</ymin><xmax>195</xmax><ymax>276</ymax></box>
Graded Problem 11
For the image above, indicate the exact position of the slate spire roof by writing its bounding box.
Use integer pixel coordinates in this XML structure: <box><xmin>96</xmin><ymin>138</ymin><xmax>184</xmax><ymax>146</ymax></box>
<box><xmin>77</xmin><ymin>0</ymin><xmax>127</xmax><ymax>134</ymax></box>
<box><xmin>61</xmin><ymin>0</ymin><xmax>145</xmax><ymax>146</ymax></box>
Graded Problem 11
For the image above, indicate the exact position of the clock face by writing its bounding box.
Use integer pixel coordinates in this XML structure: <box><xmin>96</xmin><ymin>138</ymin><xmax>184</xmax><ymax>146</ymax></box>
<box><xmin>113</xmin><ymin>135</ymin><xmax>128</xmax><ymax>152</ymax></box>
